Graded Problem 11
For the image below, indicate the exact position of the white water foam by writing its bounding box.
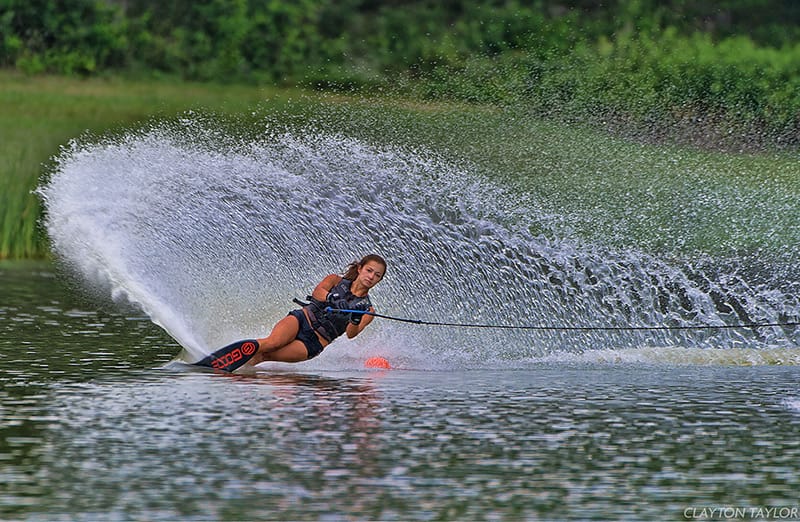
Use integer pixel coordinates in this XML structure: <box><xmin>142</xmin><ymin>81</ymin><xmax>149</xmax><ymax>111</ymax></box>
<box><xmin>784</xmin><ymin>397</ymin><xmax>800</xmax><ymax>413</ymax></box>
<box><xmin>38</xmin><ymin>118</ymin><xmax>800</xmax><ymax>368</ymax></box>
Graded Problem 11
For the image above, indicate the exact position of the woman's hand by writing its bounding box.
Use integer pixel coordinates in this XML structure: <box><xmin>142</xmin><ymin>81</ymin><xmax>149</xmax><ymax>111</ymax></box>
<box><xmin>326</xmin><ymin>290</ymin><xmax>350</xmax><ymax>311</ymax></box>
<box><xmin>346</xmin><ymin>306</ymin><xmax>374</xmax><ymax>338</ymax></box>
<box><xmin>348</xmin><ymin>301</ymin><xmax>371</xmax><ymax>325</ymax></box>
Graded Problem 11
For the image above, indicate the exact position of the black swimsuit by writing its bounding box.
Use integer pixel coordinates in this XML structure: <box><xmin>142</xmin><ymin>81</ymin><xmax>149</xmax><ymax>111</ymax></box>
<box><xmin>287</xmin><ymin>309</ymin><xmax>326</xmax><ymax>359</ymax></box>
<box><xmin>290</xmin><ymin>277</ymin><xmax>373</xmax><ymax>359</ymax></box>
<box><xmin>305</xmin><ymin>278</ymin><xmax>372</xmax><ymax>342</ymax></box>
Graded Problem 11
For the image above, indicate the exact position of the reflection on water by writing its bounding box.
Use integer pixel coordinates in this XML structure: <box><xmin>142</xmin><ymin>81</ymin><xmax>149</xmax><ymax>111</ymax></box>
<box><xmin>2</xmin><ymin>267</ymin><xmax>800</xmax><ymax>520</ymax></box>
<box><xmin>4</xmin><ymin>365</ymin><xmax>800</xmax><ymax>520</ymax></box>
<box><xmin>29</xmin><ymin>371</ymin><xmax>388</xmax><ymax>518</ymax></box>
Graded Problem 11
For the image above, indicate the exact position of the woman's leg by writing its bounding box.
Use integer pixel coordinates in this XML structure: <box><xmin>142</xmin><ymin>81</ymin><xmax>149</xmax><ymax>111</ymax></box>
<box><xmin>249</xmin><ymin>315</ymin><xmax>303</xmax><ymax>365</ymax></box>
<box><xmin>259</xmin><ymin>341</ymin><xmax>310</xmax><ymax>363</ymax></box>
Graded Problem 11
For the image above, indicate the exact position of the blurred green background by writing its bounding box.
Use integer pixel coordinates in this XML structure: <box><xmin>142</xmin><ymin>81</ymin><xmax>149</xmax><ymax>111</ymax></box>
<box><xmin>1</xmin><ymin>0</ymin><xmax>798</xmax><ymax>259</ymax></box>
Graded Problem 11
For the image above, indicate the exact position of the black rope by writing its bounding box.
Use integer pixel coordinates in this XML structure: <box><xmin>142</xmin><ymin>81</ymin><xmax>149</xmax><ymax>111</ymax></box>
<box><xmin>360</xmin><ymin>312</ymin><xmax>800</xmax><ymax>332</ymax></box>
<box><xmin>297</xmin><ymin>299</ymin><xmax>800</xmax><ymax>332</ymax></box>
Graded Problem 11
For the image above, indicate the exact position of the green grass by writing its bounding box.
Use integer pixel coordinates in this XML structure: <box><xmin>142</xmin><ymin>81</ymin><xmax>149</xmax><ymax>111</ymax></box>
<box><xmin>0</xmin><ymin>71</ymin><xmax>302</xmax><ymax>259</ymax></box>
<box><xmin>2</xmin><ymin>70</ymin><xmax>798</xmax><ymax>261</ymax></box>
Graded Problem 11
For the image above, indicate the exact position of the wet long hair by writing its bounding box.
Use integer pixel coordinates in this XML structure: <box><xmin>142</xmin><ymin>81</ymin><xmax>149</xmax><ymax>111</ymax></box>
<box><xmin>343</xmin><ymin>254</ymin><xmax>387</xmax><ymax>281</ymax></box>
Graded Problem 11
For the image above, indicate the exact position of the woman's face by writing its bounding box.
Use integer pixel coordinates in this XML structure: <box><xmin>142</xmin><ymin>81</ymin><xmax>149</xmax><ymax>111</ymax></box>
<box><xmin>357</xmin><ymin>261</ymin><xmax>385</xmax><ymax>289</ymax></box>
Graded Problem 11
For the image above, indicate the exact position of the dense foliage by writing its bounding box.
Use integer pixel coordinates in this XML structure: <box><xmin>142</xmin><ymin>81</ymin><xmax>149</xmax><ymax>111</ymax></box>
<box><xmin>1</xmin><ymin>0</ymin><xmax>799</xmax><ymax>145</ymax></box>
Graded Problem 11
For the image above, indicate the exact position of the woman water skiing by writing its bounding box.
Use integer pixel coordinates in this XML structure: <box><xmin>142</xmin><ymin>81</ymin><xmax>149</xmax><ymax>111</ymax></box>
<box><xmin>194</xmin><ymin>254</ymin><xmax>386</xmax><ymax>371</ymax></box>
<box><xmin>242</xmin><ymin>254</ymin><xmax>387</xmax><ymax>367</ymax></box>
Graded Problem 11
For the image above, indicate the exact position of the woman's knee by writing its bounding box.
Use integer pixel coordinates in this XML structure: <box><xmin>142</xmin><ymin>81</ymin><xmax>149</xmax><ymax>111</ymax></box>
<box><xmin>258</xmin><ymin>315</ymin><xmax>300</xmax><ymax>352</ymax></box>
<box><xmin>263</xmin><ymin>342</ymin><xmax>309</xmax><ymax>363</ymax></box>
<box><xmin>257</xmin><ymin>332</ymin><xmax>283</xmax><ymax>348</ymax></box>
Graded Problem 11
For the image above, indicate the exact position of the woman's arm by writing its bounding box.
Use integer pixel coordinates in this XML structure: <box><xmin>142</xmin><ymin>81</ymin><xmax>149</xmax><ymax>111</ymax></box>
<box><xmin>346</xmin><ymin>307</ymin><xmax>374</xmax><ymax>339</ymax></box>
<box><xmin>310</xmin><ymin>274</ymin><xmax>374</xmax><ymax>338</ymax></box>
<box><xmin>310</xmin><ymin>274</ymin><xmax>342</xmax><ymax>302</ymax></box>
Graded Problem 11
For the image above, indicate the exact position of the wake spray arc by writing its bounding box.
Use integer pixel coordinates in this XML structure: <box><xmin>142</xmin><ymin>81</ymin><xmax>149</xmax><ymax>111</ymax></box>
<box><xmin>38</xmin><ymin>118</ymin><xmax>800</xmax><ymax>365</ymax></box>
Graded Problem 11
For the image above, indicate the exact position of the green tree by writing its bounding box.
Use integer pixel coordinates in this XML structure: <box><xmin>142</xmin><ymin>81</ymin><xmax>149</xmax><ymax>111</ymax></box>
<box><xmin>0</xmin><ymin>0</ymin><xmax>127</xmax><ymax>74</ymax></box>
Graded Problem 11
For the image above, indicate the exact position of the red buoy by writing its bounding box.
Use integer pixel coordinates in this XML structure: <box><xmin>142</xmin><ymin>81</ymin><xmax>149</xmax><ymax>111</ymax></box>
<box><xmin>364</xmin><ymin>356</ymin><xmax>391</xmax><ymax>369</ymax></box>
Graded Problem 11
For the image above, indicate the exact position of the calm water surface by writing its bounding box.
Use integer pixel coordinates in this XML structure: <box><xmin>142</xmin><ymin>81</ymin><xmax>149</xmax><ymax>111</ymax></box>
<box><xmin>3</xmin><ymin>263</ymin><xmax>800</xmax><ymax>521</ymax></box>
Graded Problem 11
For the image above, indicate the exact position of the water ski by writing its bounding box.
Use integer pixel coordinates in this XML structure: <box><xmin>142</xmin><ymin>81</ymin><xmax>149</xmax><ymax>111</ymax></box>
<box><xmin>193</xmin><ymin>339</ymin><xmax>259</xmax><ymax>372</ymax></box>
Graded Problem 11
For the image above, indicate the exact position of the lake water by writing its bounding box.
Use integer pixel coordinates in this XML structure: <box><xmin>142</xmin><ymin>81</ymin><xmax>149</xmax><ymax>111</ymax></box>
<box><xmin>3</xmin><ymin>262</ymin><xmax>800</xmax><ymax>521</ymax></box>
<box><xmin>9</xmin><ymin>115</ymin><xmax>800</xmax><ymax>520</ymax></box>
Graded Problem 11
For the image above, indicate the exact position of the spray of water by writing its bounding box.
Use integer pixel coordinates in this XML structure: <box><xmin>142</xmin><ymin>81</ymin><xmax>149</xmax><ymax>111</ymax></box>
<box><xmin>38</xmin><ymin>116</ymin><xmax>799</xmax><ymax>368</ymax></box>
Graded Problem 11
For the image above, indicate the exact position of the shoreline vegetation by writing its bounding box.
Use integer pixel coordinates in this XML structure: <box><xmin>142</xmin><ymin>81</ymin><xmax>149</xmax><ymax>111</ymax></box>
<box><xmin>2</xmin><ymin>71</ymin><xmax>797</xmax><ymax>263</ymax></box>
<box><xmin>2</xmin><ymin>1</ymin><xmax>798</xmax><ymax>147</ymax></box>
<box><xmin>1</xmin><ymin>0</ymin><xmax>799</xmax><ymax>260</ymax></box>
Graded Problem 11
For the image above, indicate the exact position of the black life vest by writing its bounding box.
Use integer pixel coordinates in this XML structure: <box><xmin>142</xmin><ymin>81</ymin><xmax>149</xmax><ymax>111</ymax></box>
<box><xmin>305</xmin><ymin>278</ymin><xmax>372</xmax><ymax>342</ymax></box>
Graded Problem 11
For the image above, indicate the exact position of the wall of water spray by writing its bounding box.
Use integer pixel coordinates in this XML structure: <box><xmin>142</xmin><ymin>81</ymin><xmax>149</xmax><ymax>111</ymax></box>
<box><xmin>38</xmin><ymin>116</ymin><xmax>799</xmax><ymax>368</ymax></box>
